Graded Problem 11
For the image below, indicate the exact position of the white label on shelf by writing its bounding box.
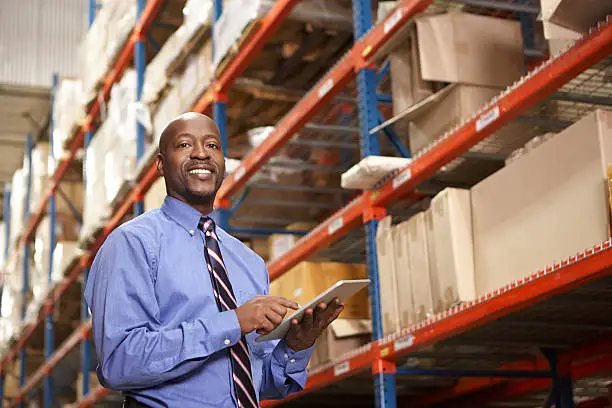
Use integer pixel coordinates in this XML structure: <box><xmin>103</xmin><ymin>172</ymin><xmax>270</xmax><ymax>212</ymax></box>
<box><xmin>318</xmin><ymin>79</ymin><xmax>334</xmax><ymax>99</ymax></box>
<box><xmin>392</xmin><ymin>169</ymin><xmax>412</xmax><ymax>189</ymax></box>
<box><xmin>334</xmin><ymin>361</ymin><xmax>350</xmax><ymax>376</ymax></box>
<box><xmin>234</xmin><ymin>167</ymin><xmax>246</xmax><ymax>181</ymax></box>
<box><xmin>384</xmin><ymin>8</ymin><xmax>403</xmax><ymax>34</ymax></box>
<box><xmin>394</xmin><ymin>334</ymin><xmax>415</xmax><ymax>351</ymax></box>
<box><xmin>476</xmin><ymin>106</ymin><xmax>500</xmax><ymax>132</ymax></box>
<box><xmin>328</xmin><ymin>217</ymin><xmax>344</xmax><ymax>235</ymax></box>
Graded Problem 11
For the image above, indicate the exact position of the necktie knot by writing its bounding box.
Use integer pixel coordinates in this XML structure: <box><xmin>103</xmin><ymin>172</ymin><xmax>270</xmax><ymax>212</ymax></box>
<box><xmin>198</xmin><ymin>216</ymin><xmax>215</xmax><ymax>234</ymax></box>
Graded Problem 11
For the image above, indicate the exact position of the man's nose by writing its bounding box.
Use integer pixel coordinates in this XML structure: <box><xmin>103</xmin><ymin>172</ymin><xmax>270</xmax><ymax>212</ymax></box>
<box><xmin>191</xmin><ymin>142</ymin><xmax>209</xmax><ymax>159</ymax></box>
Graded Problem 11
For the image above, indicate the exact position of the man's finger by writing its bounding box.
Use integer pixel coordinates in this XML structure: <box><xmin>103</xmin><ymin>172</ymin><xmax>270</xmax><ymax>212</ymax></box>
<box><xmin>273</xmin><ymin>297</ymin><xmax>299</xmax><ymax>310</ymax></box>
<box><xmin>300</xmin><ymin>308</ymin><xmax>314</xmax><ymax>331</ymax></box>
<box><xmin>265</xmin><ymin>310</ymin><xmax>284</xmax><ymax>326</ymax></box>
<box><xmin>268</xmin><ymin>302</ymin><xmax>288</xmax><ymax>319</ymax></box>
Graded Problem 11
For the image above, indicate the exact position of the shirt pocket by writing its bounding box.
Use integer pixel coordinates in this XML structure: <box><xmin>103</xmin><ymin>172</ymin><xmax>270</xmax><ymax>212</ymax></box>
<box><xmin>236</xmin><ymin>289</ymin><xmax>268</xmax><ymax>358</ymax></box>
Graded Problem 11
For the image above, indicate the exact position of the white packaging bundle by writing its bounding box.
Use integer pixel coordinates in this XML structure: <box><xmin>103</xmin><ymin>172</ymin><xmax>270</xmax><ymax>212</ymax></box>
<box><xmin>153</xmin><ymin>85</ymin><xmax>183</xmax><ymax>145</ymax></box>
<box><xmin>81</xmin><ymin>120</ymin><xmax>111</xmax><ymax>242</ymax></box>
<box><xmin>79</xmin><ymin>0</ymin><xmax>137</xmax><ymax>100</ymax></box>
<box><xmin>52</xmin><ymin>242</ymin><xmax>80</xmax><ymax>282</ymax></box>
<box><xmin>341</xmin><ymin>156</ymin><xmax>412</xmax><ymax>190</ymax></box>
<box><xmin>0</xmin><ymin>221</ymin><xmax>5</xmax><ymax>268</ymax></box>
<box><xmin>51</xmin><ymin>79</ymin><xmax>85</xmax><ymax>166</ymax></box>
<box><xmin>29</xmin><ymin>142</ymin><xmax>50</xmax><ymax>215</ymax></box>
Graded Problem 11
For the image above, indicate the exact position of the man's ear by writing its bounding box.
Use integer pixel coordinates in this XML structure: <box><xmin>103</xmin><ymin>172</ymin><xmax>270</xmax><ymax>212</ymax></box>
<box><xmin>156</xmin><ymin>154</ymin><xmax>165</xmax><ymax>177</ymax></box>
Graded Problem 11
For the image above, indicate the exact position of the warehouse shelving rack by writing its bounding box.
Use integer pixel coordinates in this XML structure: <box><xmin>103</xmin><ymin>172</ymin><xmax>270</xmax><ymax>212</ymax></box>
<box><xmin>0</xmin><ymin>0</ymin><xmax>611</xmax><ymax>407</ymax></box>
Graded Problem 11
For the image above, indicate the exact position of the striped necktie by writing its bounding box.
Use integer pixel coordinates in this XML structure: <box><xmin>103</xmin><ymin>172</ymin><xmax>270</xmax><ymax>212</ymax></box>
<box><xmin>198</xmin><ymin>217</ymin><xmax>259</xmax><ymax>408</ymax></box>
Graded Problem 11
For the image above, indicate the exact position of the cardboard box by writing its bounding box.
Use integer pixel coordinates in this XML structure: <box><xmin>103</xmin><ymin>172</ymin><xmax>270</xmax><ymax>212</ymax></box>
<box><xmin>267</xmin><ymin>223</ymin><xmax>316</xmax><ymax>261</ymax></box>
<box><xmin>408</xmin><ymin>211</ymin><xmax>435</xmax><ymax>323</ymax></box>
<box><xmin>427</xmin><ymin>188</ymin><xmax>476</xmax><ymax>311</ymax></box>
<box><xmin>375</xmin><ymin>217</ymin><xmax>401</xmax><ymax>335</ymax></box>
<box><xmin>279</xmin><ymin>261</ymin><xmax>370</xmax><ymax>320</ymax></box>
<box><xmin>389</xmin><ymin>25</ymin><xmax>434</xmax><ymax>114</ymax></box>
<box><xmin>393</xmin><ymin>221</ymin><xmax>414</xmax><ymax>329</ymax></box>
<box><xmin>541</xmin><ymin>0</ymin><xmax>612</xmax><ymax>33</ymax></box>
<box><xmin>403</xmin><ymin>83</ymin><xmax>532</xmax><ymax>154</ymax></box>
<box><xmin>309</xmin><ymin>318</ymin><xmax>371</xmax><ymax>368</ymax></box>
<box><xmin>416</xmin><ymin>12</ymin><xmax>524</xmax><ymax>88</ymax></box>
<box><xmin>471</xmin><ymin>109</ymin><xmax>612</xmax><ymax>296</ymax></box>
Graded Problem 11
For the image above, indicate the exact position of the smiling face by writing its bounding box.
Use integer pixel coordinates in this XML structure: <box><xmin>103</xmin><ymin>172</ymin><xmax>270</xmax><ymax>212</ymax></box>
<box><xmin>156</xmin><ymin>113</ymin><xmax>226</xmax><ymax>213</ymax></box>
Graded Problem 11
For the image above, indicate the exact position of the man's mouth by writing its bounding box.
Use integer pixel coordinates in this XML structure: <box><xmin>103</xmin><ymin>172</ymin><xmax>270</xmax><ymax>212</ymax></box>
<box><xmin>188</xmin><ymin>169</ymin><xmax>213</xmax><ymax>175</ymax></box>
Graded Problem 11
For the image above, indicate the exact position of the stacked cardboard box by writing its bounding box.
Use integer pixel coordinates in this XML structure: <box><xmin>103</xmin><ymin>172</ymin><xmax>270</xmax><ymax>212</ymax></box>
<box><xmin>376</xmin><ymin>188</ymin><xmax>476</xmax><ymax>333</ymax></box>
<box><xmin>309</xmin><ymin>319</ymin><xmax>371</xmax><ymax>368</ymax></box>
<box><xmin>471</xmin><ymin>109</ymin><xmax>612</xmax><ymax>296</ymax></box>
<box><xmin>267</xmin><ymin>223</ymin><xmax>317</xmax><ymax>261</ymax></box>
<box><xmin>389</xmin><ymin>12</ymin><xmax>525</xmax><ymax>154</ymax></box>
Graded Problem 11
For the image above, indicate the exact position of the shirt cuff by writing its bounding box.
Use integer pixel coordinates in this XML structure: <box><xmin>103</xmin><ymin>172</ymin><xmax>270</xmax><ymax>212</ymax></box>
<box><xmin>272</xmin><ymin>339</ymin><xmax>314</xmax><ymax>374</ymax></box>
<box><xmin>206</xmin><ymin>310</ymin><xmax>242</xmax><ymax>352</ymax></box>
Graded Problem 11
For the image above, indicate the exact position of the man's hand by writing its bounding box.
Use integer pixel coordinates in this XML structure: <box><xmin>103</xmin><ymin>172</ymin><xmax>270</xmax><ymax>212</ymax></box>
<box><xmin>285</xmin><ymin>298</ymin><xmax>344</xmax><ymax>352</ymax></box>
<box><xmin>235</xmin><ymin>296</ymin><xmax>298</xmax><ymax>335</ymax></box>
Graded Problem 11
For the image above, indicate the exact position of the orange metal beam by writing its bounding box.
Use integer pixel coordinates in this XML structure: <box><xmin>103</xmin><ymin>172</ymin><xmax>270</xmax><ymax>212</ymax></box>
<box><xmin>215</xmin><ymin>0</ymin><xmax>433</xmax><ymax>204</ymax></box>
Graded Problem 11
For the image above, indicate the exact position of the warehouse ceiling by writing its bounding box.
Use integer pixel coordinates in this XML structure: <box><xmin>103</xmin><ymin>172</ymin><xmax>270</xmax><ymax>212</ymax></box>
<box><xmin>0</xmin><ymin>84</ymin><xmax>50</xmax><ymax>218</ymax></box>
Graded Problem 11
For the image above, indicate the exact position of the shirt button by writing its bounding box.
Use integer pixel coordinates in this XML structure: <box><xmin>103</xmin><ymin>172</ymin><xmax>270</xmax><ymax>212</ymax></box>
<box><xmin>189</xmin><ymin>229</ymin><xmax>195</xmax><ymax>235</ymax></box>
<box><xmin>224</xmin><ymin>339</ymin><xmax>230</xmax><ymax>345</ymax></box>
<box><xmin>284</xmin><ymin>353</ymin><xmax>288</xmax><ymax>360</ymax></box>
<box><xmin>290</xmin><ymin>359</ymin><xmax>296</xmax><ymax>364</ymax></box>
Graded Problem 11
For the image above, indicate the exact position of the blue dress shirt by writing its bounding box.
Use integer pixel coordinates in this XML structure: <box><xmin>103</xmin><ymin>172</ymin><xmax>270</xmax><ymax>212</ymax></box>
<box><xmin>85</xmin><ymin>196</ymin><xmax>313</xmax><ymax>407</ymax></box>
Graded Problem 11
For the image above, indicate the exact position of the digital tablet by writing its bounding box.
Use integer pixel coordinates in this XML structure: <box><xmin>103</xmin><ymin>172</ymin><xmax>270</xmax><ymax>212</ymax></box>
<box><xmin>255</xmin><ymin>279</ymin><xmax>371</xmax><ymax>343</ymax></box>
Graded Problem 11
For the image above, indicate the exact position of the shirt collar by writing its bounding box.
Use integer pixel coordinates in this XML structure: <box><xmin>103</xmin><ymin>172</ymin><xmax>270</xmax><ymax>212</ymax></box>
<box><xmin>161</xmin><ymin>196</ymin><xmax>222</xmax><ymax>240</ymax></box>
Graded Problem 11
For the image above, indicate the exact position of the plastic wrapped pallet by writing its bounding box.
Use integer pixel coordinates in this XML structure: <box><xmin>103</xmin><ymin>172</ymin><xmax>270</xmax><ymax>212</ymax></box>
<box><xmin>143</xmin><ymin>0</ymin><xmax>214</xmax><ymax>104</ymax></box>
<box><xmin>0</xmin><ymin>221</ymin><xmax>5</xmax><ymax>267</ymax></box>
<box><xmin>29</xmin><ymin>142</ymin><xmax>50</xmax><ymax>215</ymax></box>
<box><xmin>375</xmin><ymin>216</ymin><xmax>401</xmax><ymax>335</ymax></box>
<box><xmin>9</xmin><ymin>169</ymin><xmax>26</xmax><ymax>250</ymax></box>
<box><xmin>179</xmin><ymin>40</ymin><xmax>213</xmax><ymax>110</ymax></box>
<box><xmin>153</xmin><ymin>85</ymin><xmax>183</xmax><ymax>145</ymax></box>
<box><xmin>106</xmin><ymin>70</ymin><xmax>142</xmax><ymax>202</ymax></box>
<box><xmin>426</xmin><ymin>188</ymin><xmax>476</xmax><ymax>312</ymax></box>
<box><xmin>341</xmin><ymin>156</ymin><xmax>412</xmax><ymax>190</ymax></box>
<box><xmin>79</xmin><ymin>0</ymin><xmax>137</xmax><ymax>100</ymax></box>
<box><xmin>81</xmin><ymin>120</ymin><xmax>111</xmax><ymax>243</ymax></box>
<box><xmin>51</xmin><ymin>79</ymin><xmax>85</xmax><ymax>166</ymax></box>
<box><xmin>213</xmin><ymin>0</ymin><xmax>353</xmax><ymax>70</ymax></box>
<box><xmin>471</xmin><ymin>109</ymin><xmax>612</xmax><ymax>296</ymax></box>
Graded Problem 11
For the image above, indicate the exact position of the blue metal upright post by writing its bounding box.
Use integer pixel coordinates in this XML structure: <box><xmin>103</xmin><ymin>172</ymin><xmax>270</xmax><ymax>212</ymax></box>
<box><xmin>212</xmin><ymin>0</ymin><xmax>230</xmax><ymax>230</ymax></box>
<box><xmin>133</xmin><ymin>0</ymin><xmax>146</xmax><ymax>217</ymax></box>
<box><xmin>88</xmin><ymin>0</ymin><xmax>97</xmax><ymax>27</ymax></box>
<box><xmin>0</xmin><ymin>183</ymin><xmax>10</xmax><ymax>403</ymax></box>
<box><xmin>19</xmin><ymin>134</ymin><xmax>34</xmax><ymax>408</ymax></box>
<box><xmin>43</xmin><ymin>73</ymin><xmax>59</xmax><ymax>408</ymax></box>
<box><xmin>352</xmin><ymin>0</ymin><xmax>396</xmax><ymax>407</ymax></box>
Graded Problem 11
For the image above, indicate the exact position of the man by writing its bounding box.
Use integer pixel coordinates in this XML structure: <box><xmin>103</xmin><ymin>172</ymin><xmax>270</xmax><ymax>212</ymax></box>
<box><xmin>85</xmin><ymin>113</ymin><xmax>344</xmax><ymax>408</ymax></box>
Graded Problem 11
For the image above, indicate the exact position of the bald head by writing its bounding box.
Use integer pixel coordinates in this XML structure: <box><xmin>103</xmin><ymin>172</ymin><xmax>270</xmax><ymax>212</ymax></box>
<box><xmin>159</xmin><ymin>112</ymin><xmax>219</xmax><ymax>156</ymax></box>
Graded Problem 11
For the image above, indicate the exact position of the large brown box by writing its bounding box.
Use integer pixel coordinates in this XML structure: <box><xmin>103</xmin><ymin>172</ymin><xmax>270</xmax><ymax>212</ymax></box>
<box><xmin>415</xmin><ymin>12</ymin><xmax>524</xmax><ymax>88</ymax></box>
<box><xmin>427</xmin><ymin>188</ymin><xmax>476</xmax><ymax>312</ymax></box>
<box><xmin>276</xmin><ymin>261</ymin><xmax>370</xmax><ymax>320</ymax></box>
<box><xmin>376</xmin><ymin>217</ymin><xmax>401</xmax><ymax>335</ymax></box>
<box><xmin>408</xmin><ymin>211</ymin><xmax>435</xmax><ymax>323</ymax></box>
<box><xmin>393</xmin><ymin>221</ymin><xmax>414</xmax><ymax>329</ymax></box>
<box><xmin>471</xmin><ymin>109</ymin><xmax>612</xmax><ymax>296</ymax></box>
